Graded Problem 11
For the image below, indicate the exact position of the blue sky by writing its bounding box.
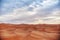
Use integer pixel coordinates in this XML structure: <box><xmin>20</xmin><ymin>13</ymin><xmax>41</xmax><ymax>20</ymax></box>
<box><xmin>0</xmin><ymin>0</ymin><xmax>60</xmax><ymax>24</ymax></box>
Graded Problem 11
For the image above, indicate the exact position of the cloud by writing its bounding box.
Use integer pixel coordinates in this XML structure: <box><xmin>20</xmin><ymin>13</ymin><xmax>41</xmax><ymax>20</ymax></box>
<box><xmin>40</xmin><ymin>8</ymin><xmax>60</xmax><ymax>24</ymax></box>
<box><xmin>0</xmin><ymin>7</ymin><xmax>37</xmax><ymax>23</ymax></box>
<box><xmin>0</xmin><ymin>0</ymin><xmax>60</xmax><ymax>24</ymax></box>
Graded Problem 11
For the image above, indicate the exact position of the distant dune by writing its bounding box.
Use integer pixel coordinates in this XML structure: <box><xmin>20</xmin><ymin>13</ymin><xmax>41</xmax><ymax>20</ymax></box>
<box><xmin>0</xmin><ymin>23</ymin><xmax>60</xmax><ymax>40</ymax></box>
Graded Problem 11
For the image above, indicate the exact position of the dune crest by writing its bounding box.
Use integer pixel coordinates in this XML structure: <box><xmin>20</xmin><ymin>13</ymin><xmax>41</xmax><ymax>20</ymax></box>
<box><xmin>0</xmin><ymin>24</ymin><xmax>60</xmax><ymax>40</ymax></box>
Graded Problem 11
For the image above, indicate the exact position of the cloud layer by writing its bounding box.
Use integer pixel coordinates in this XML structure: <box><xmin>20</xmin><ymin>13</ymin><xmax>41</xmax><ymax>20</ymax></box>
<box><xmin>0</xmin><ymin>0</ymin><xmax>60</xmax><ymax>24</ymax></box>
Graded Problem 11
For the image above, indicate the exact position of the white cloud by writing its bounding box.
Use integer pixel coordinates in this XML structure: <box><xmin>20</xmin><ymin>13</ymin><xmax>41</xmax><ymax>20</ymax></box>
<box><xmin>41</xmin><ymin>8</ymin><xmax>60</xmax><ymax>24</ymax></box>
<box><xmin>0</xmin><ymin>0</ymin><xmax>60</xmax><ymax>24</ymax></box>
<box><xmin>0</xmin><ymin>6</ymin><xmax>37</xmax><ymax>22</ymax></box>
<box><xmin>41</xmin><ymin>0</ymin><xmax>58</xmax><ymax>7</ymax></box>
<box><xmin>29</xmin><ymin>0</ymin><xmax>58</xmax><ymax>8</ymax></box>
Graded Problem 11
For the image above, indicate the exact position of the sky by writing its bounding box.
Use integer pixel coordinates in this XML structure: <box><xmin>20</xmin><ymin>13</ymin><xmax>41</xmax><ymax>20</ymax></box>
<box><xmin>0</xmin><ymin>0</ymin><xmax>60</xmax><ymax>24</ymax></box>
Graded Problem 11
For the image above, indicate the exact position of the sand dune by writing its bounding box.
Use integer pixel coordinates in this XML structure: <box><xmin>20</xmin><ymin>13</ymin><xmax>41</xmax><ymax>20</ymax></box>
<box><xmin>0</xmin><ymin>24</ymin><xmax>60</xmax><ymax>40</ymax></box>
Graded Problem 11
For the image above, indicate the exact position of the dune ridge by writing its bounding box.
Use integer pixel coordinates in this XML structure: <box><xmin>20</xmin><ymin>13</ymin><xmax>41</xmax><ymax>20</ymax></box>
<box><xmin>0</xmin><ymin>23</ymin><xmax>60</xmax><ymax>40</ymax></box>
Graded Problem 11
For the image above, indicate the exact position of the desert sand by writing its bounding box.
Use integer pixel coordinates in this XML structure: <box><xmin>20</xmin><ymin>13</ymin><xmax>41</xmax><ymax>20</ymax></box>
<box><xmin>0</xmin><ymin>24</ymin><xmax>60</xmax><ymax>40</ymax></box>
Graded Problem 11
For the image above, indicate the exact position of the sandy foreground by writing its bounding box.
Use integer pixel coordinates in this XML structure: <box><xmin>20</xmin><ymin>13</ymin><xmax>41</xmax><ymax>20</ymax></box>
<box><xmin>0</xmin><ymin>24</ymin><xmax>60</xmax><ymax>40</ymax></box>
